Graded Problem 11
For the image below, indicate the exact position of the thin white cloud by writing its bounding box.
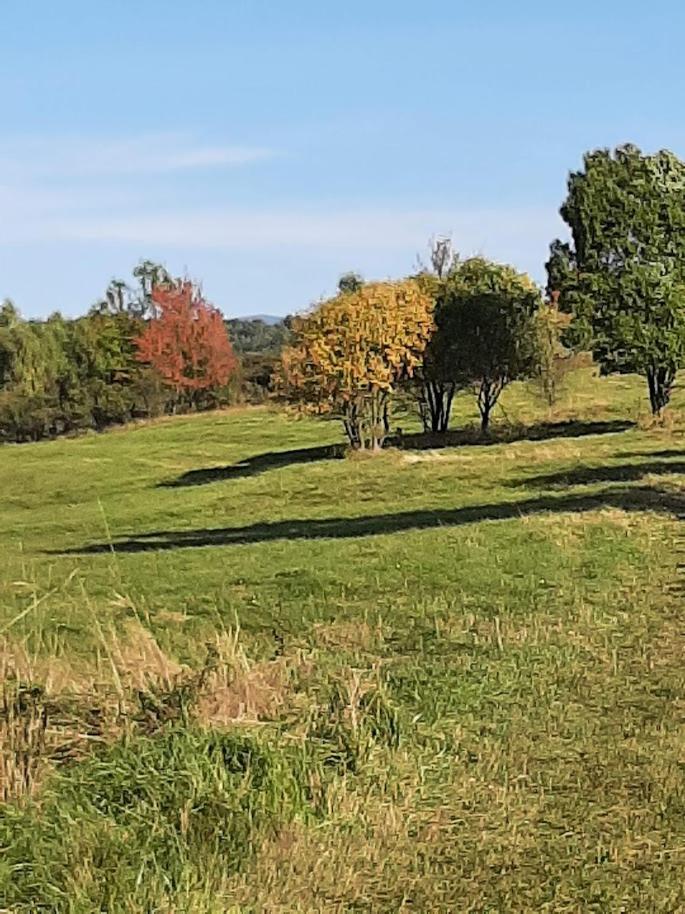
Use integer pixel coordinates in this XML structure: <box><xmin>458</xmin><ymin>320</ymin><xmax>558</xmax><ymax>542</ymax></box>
<box><xmin>0</xmin><ymin>160</ymin><xmax>566</xmax><ymax>287</ymax></box>
<box><xmin>0</xmin><ymin>197</ymin><xmax>565</xmax><ymax>285</ymax></box>
<box><xmin>0</xmin><ymin>134</ymin><xmax>274</xmax><ymax>178</ymax></box>
<box><xmin>54</xmin><ymin>206</ymin><xmax>561</xmax><ymax>254</ymax></box>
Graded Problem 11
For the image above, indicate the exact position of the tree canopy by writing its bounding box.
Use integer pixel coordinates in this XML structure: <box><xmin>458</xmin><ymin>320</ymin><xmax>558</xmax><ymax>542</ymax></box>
<box><xmin>433</xmin><ymin>257</ymin><xmax>542</xmax><ymax>432</ymax></box>
<box><xmin>279</xmin><ymin>279</ymin><xmax>434</xmax><ymax>449</ymax></box>
<box><xmin>135</xmin><ymin>281</ymin><xmax>237</xmax><ymax>403</ymax></box>
<box><xmin>551</xmin><ymin>144</ymin><xmax>685</xmax><ymax>414</ymax></box>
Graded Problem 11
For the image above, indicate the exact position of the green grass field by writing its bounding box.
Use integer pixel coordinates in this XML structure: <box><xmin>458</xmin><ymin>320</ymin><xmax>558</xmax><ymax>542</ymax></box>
<box><xmin>2</xmin><ymin>367</ymin><xmax>685</xmax><ymax>911</ymax></box>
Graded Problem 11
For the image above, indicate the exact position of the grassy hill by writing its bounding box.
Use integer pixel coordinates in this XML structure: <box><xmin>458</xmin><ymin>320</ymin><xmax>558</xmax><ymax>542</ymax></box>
<box><xmin>2</xmin><ymin>367</ymin><xmax>685</xmax><ymax>911</ymax></box>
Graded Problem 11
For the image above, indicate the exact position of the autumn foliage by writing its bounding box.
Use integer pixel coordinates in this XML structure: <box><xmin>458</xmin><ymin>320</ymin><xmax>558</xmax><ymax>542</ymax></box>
<box><xmin>135</xmin><ymin>281</ymin><xmax>237</xmax><ymax>398</ymax></box>
<box><xmin>279</xmin><ymin>280</ymin><xmax>434</xmax><ymax>449</ymax></box>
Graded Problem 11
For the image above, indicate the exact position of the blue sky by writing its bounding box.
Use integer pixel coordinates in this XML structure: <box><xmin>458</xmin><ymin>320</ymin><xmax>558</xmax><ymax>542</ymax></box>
<box><xmin>2</xmin><ymin>0</ymin><xmax>685</xmax><ymax>319</ymax></box>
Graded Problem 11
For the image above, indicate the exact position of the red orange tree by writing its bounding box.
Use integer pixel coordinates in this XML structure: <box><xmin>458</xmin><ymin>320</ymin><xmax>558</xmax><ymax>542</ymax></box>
<box><xmin>135</xmin><ymin>280</ymin><xmax>236</xmax><ymax>406</ymax></box>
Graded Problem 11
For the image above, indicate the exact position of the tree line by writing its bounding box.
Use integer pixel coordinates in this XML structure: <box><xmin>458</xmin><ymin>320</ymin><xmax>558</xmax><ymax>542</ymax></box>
<box><xmin>280</xmin><ymin>143</ymin><xmax>685</xmax><ymax>448</ymax></box>
<box><xmin>2</xmin><ymin>143</ymin><xmax>684</xmax><ymax>447</ymax></box>
<box><xmin>0</xmin><ymin>261</ymin><xmax>286</xmax><ymax>443</ymax></box>
<box><xmin>278</xmin><ymin>252</ymin><xmax>548</xmax><ymax>449</ymax></box>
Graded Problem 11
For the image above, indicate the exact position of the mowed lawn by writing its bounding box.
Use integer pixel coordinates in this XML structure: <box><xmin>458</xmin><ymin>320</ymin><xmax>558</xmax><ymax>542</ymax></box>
<box><xmin>3</xmin><ymin>368</ymin><xmax>685</xmax><ymax>911</ymax></box>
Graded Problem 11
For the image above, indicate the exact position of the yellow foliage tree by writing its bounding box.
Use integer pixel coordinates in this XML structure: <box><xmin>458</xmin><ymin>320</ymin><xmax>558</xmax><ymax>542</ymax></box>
<box><xmin>279</xmin><ymin>280</ymin><xmax>434</xmax><ymax>449</ymax></box>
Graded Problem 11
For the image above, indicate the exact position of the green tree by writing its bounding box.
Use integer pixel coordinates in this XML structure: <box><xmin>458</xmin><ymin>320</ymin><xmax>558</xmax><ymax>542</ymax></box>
<box><xmin>337</xmin><ymin>272</ymin><xmax>364</xmax><ymax>294</ymax></box>
<box><xmin>0</xmin><ymin>306</ymin><xmax>70</xmax><ymax>440</ymax></box>
<box><xmin>132</xmin><ymin>260</ymin><xmax>171</xmax><ymax>318</ymax></box>
<box><xmin>435</xmin><ymin>257</ymin><xmax>542</xmax><ymax>434</ymax></box>
<box><xmin>225</xmin><ymin>317</ymin><xmax>289</xmax><ymax>355</ymax></box>
<box><xmin>0</xmin><ymin>301</ymin><xmax>20</xmax><ymax>387</ymax></box>
<box><xmin>552</xmin><ymin>144</ymin><xmax>685</xmax><ymax>415</ymax></box>
<box><xmin>414</xmin><ymin>238</ymin><xmax>459</xmax><ymax>433</ymax></box>
<box><xmin>65</xmin><ymin>314</ymin><xmax>138</xmax><ymax>428</ymax></box>
<box><xmin>0</xmin><ymin>300</ymin><xmax>20</xmax><ymax>328</ymax></box>
<box><xmin>95</xmin><ymin>260</ymin><xmax>170</xmax><ymax>320</ymax></box>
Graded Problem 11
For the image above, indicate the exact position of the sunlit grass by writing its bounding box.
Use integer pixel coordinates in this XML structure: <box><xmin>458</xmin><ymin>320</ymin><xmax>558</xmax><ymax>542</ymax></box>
<box><xmin>2</xmin><ymin>366</ymin><xmax>685</xmax><ymax>910</ymax></box>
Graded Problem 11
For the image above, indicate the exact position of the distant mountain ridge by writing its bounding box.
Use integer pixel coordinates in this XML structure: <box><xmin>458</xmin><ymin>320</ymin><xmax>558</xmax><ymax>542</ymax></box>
<box><xmin>238</xmin><ymin>313</ymin><xmax>284</xmax><ymax>325</ymax></box>
<box><xmin>226</xmin><ymin>315</ymin><xmax>289</xmax><ymax>355</ymax></box>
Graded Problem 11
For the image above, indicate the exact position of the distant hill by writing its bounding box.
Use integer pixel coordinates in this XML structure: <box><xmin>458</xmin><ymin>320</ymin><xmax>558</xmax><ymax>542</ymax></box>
<box><xmin>239</xmin><ymin>313</ymin><xmax>284</xmax><ymax>326</ymax></box>
<box><xmin>226</xmin><ymin>315</ymin><xmax>290</xmax><ymax>355</ymax></box>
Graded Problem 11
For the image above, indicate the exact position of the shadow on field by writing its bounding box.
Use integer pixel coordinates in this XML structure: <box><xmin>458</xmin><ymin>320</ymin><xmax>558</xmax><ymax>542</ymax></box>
<box><xmin>514</xmin><ymin>461</ymin><xmax>685</xmax><ymax>489</ymax></box>
<box><xmin>394</xmin><ymin>419</ymin><xmax>633</xmax><ymax>452</ymax></box>
<box><xmin>160</xmin><ymin>443</ymin><xmax>345</xmax><ymax>487</ymax></box>
<box><xmin>58</xmin><ymin>485</ymin><xmax>685</xmax><ymax>555</ymax></box>
<box><xmin>622</xmin><ymin>448</ymin><xmax>685</xmax><ymax>460</ymax></box>
<box><xmin>161</xmin><ymin>419</ymin><xmax>633</xmax><ymax>488</ymax></box>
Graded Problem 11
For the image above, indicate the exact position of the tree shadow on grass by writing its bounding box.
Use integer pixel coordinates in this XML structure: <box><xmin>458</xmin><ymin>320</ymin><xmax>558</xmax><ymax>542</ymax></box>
<box><xmin>57</xmin><ymin>485</ymin><xmax>684</xmax><ymax>555</ymax></box>
<box><xmin>621</xmin><ymin>448</ymin><xmax>685</xmax><ymax>460</ymax></box>
<box><xmin>513</xmin><ymin>461</ymin><xmax>685</xmax><ymax>489</ymax></box>
<box><xmin>394</xmin><ymin>419</ymin><xmax>633</xmax><ymax>452</ymax></box>
<box><xmin>160</xmin><ymin>419</ymin><xmax>634</xmax><ymax>489</ymax></box>
<box><xmin>160</xmin><ymin>443</ymin><xmax>345</xmax><ymax>487</ymax></box>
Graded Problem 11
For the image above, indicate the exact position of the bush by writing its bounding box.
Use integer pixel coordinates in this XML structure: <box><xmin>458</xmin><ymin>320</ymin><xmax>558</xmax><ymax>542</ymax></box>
<box><xmin>0</xmin><ymin>392</ymin><xmax>57</xmax><ymax>443</ymax></box>
<box><xmin>533</xmin><ymin>301</ymin><xmax>573</xmax><ymax>409</ymax></box>
<box><xmin>239</xmin><ymin>353</ymin><xmax>281</xmax><ymax>403</ymax></box>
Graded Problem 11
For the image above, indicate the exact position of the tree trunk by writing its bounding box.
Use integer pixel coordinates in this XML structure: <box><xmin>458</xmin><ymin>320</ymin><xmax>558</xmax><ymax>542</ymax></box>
<box><xmin>343</xmin><ymin>417</ymin><xmax>361</xmax><ymax>448</ymax></box>
<box><xmin>480</xmin><ymin>401</ymin><xmax>491</xmax><ymax>435</ymax></box>
<box><xmin>369</xmin><ymin>390</ymin><xmax>388</xmax><ymax>450</ymax></box>
<box><xmin>441</xmin><ymin>384</ymin><xmax>455</xmax><ymax>432</ymax></box>
<box><xmin>420</xmin><ymin>381</ymin><xmax>455</xmax><ymax>433</ymax></box>
<box><xmin>646</xmin><ymin>366</ymin><xmax>674</xmax><ymax>416</ymax></box>
<box><xmin>477</xmin><ymin>378</ymin><xmax>503</xmax><ymax>436</ymax></box>
<box><xmin>344</xmin><ymin>392</ymin><xmax>390</xmax><ymax>450</ymax></box>
<box><xmin>342</xmin><ymin>401</ymin><xmax>362</xmax><ymax>449</ymax></box>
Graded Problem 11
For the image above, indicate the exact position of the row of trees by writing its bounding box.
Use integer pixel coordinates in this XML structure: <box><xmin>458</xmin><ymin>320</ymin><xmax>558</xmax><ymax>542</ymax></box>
<box><xmin>280</xmin><ymin>143</ymin><xmax>685</xmax><ymax>449</ymax></box>
<box><xmin>3</xmin><ymin>143</ymin><xmax>683</xmax><ymax>448</ymax></box>
<box><xmin>278</xmin><ymin>252</ymin><xmax>550</xmax><ymax>449</ymax></box>
<box><xmin>0</xmin><ymin>264</ymin><xmax>240</xmax><ymax>442</ymax></box>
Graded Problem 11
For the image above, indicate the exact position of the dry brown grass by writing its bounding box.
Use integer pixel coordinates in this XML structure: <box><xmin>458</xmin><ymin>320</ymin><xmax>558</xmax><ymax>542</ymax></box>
<box><xmin>195</xmin><ymin>633</ymin><xmax>299</xmax><ymax>726</ymax></box>
<box><xmin>0</xmin><ymin>681</ymin><xmax>47</xmax><ymax>803</ymax></box>
<box><xmin>313</xmin><ymin>619</ymin><xmax>380</xmax><ymax>651</ymax></box>
<box><xmin>0</xmin><ymin>621</ymin><xmax>311</xmax><ymax>804</ymax></box>
<box><xmin>109</xmin><ymin>620</ymin><xmax>186</xmax><ymax>693</ymax></box>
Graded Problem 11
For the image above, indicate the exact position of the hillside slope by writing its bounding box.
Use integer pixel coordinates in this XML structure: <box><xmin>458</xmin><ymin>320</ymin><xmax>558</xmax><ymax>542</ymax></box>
<box><xmin>2</xmin><ymin>367</ymin><xmax>685</xmax><ymax>911</ymax></box>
